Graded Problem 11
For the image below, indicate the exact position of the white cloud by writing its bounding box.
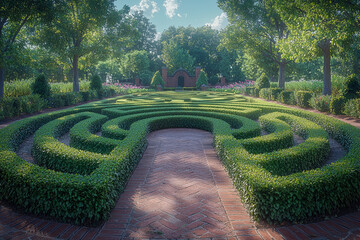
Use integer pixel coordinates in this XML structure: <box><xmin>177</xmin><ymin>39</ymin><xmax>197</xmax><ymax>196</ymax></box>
<box><xmin>205</xmin><ymin>13</ymin><xmax>228</xmax><ymax>30</ymax></box>
<box><xmin>131</xmin><ymin>0</ymin><xmax>159</xmax><ymax>17</ymax></box>
<box><xmin>163</xmin><ymin>0</ymin><xmax>179</xmax><ymax>18</ymax></box>
<box><xmin>155</xmin><ymin>32</ymin><xmax>161</xmax><ymax>41</ymax></box>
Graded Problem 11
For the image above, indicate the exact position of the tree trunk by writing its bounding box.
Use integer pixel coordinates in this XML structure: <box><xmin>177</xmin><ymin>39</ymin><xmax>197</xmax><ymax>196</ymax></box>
<box><xmin>73</xmin><ymin>54</ymin><xmax>79</xmax><ymax>92</ymax></box>
<box><xmin>322</xmin><ymin>43</ymin><xmax>331</xmax><ymax>96</ymax></box>
<box><xmin>0</xmin><ymin>66</ymin><xmax>4</xmax><ymax>98</ymax></box>
<box><xmin>278</xmin><ymin>60</ymin><xmax>286</xmax><ymax>89</ymax></box>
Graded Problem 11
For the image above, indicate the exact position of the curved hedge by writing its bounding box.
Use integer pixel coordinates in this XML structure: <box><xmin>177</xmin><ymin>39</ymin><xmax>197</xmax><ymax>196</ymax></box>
<box><xmin>0</xmin><ymin>91</ymin><xmax>359</xmax><ymax>226</ymax></box>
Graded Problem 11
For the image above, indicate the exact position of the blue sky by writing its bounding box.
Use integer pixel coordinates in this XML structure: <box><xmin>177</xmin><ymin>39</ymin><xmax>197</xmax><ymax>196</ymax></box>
<box><xmin>115</xmin><ymin>0</ymin><xmax>228</xmax><ymax>35</ymax></box>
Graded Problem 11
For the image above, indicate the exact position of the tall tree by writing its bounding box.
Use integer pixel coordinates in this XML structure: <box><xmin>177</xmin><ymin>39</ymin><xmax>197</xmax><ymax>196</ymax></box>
<box><xmin>161</xmin><ymin>40</ymin><xmax>195</xmax><ymax>74</ymax></box>
<box><xmin>129</xmin><ymin>11</ymin><xmax>157</xmax><ymax>53</ymax></box>
<box><xmin>0</xmin><ymin>0</ymin><xmax>55</xmax><ymax>97</ymax></box>
<box><xmin>218</xmin><ymin>0</ymin><xmax>291</xmax><ymax>88</ymax></box>
<box><xmin>36</xmin><ymin>0</ymin><xmax>123</xmax><ymax>92</ymax></box>
<box><xmin>120</xmin><ymin>50</ymin><xmax>150</xmax><ymax>79</ymax></box>
<box><xmin>271</xmin><ymin>0</ymin><xmax>358</xmax><ymax>95</ymax></box>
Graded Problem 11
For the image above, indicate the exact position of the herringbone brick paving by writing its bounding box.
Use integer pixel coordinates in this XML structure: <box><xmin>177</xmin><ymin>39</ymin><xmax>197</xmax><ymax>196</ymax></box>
<box><xmin>0</xmin><ymin>129</ymin><xmax>359</xmax><ymax>239</ymax></box>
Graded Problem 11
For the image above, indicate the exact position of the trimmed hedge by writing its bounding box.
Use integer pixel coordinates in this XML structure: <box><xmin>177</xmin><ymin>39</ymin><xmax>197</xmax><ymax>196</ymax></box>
<box><xmin>0</xmin><ymin>91</ymin><xmax>359</xmax><ymax>227</ymax></box>
<box><xmin>296</xmin><ymin>91</ymin><xmax>312</xmax><ymax>108</ymax></box>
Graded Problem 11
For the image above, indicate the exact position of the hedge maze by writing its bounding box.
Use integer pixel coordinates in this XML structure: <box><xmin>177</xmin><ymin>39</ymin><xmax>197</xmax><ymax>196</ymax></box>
<box><xmin>0</xmin><ymin>92</ymin><xmax>359</xmax><ymax>225</ymax></box>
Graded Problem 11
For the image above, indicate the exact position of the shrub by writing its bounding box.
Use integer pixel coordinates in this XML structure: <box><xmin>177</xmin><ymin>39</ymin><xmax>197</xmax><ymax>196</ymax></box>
<box><xmin>31</xmin><ymin>74</ymin><xmax>51</xmax><ymax>99</ymax></box>
<box><xmin>196</xmin><ymin>71</ymin><xmax>209</xmax><ymax>89</ymax></box>
<box><xmin>256</xmin><ymin>73</ymin><xmax>270</xmax><ymax>89</ymax></box>
<box><xmin>344</xmin><ymin>98</ymin><xmax>360</xmax><ymax>118</ymax></box>
<box><xmin>296</xmin><ymin>91</ymin><xmax>312</xmax><ymax>108</ymax></box>
<box><xmin>0</xmin><ymin>96</ymin><xmax>21</xmax><ymax>117</ymax></box>
<box><xmin>279</xmin><ymin>91</ymin><xmax>295</xmax><ymax>105</ymax></box>
<box><xmin>259</xmin><ymin>88</ymin><xmax>271</xmax><ymax>100</ymax></box>
<box><xmin>310</xmin><ymin>95</ymin><xmax>331</xmax><ymax>112</ymax></box>
<box><xmin>90</xmin><ymin>74</ymin><xmax>103</xmax><ymax>91</ymax></box>
<box><xmin>150</xmin><ymin>71</ymin><xmax>165</xmax><ymax>88</ymax></box>
<box><xmin>330</xmin><ymin>95</ymin><xmax>346</xmax><ymax>115</ymax></box>
<box><xmin>343</xmin><ymin>74</ymin><xmax>360</xmax><ymax>100</ymax></box>
<box><xmin>270</xmin><ymin>88</ymin><xmax>283</xmax><ymax>101</ymax></box>
<box><xmin>245</xmin><ymin>87</ymin><xmax>255</xmax><ymax>96</ymax></box>
<box><xmin>1</xmin><ymin>91</ymin><xmax>360</xmax><ymax>226</ymax></box>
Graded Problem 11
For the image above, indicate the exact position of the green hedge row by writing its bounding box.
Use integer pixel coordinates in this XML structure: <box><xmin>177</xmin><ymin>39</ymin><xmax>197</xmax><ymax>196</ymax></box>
<box><xmin>0</xmin><ymin>91</ymin><xmax>359</xmax><ymax>226</ymax></box>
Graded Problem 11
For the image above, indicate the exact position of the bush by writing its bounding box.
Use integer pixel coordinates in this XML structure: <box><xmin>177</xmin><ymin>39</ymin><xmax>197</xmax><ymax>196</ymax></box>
<box><xmin>310</xmin><ymin>95</ymin><xmax>331</xmax><ymax>112</ymax></box>
<box><xmin>196</xmin><ymin>71</ymin><xmax>209</xmax><ymax>89</ymax></box>
<box><xmin>279</xmin><ymin>91</ymin><xmax>295</xmax><ymax>105</ymax></box>
<box><xmin>48</xmin><ymin>92</ymin><xmax>83</xmax><ymax>108</ymax></box>
<box><xmin>31</xmin><ymin>74</ymin><xmax>51</xmax><ymax>99</ymax></box>
<box><xmin>296</xmin><ymin>91</ymin><xmax>312</xmax><ymax>108</ymax></box>
<box><xmin>259</xmin><ymin>88</ymin><xmax>271</xmax><ymax>100</ymax></box>
<box><xmin>256</xmin><ymin>73</ymin><xmax>270</xmax><ymax>89</ymax></box>
<box><xmin>1</xmin><ymin>91</ymin><xmax>360</xmax><ymax>226</ymax></box>
<box><xmin>245</xmin><ymin>87</ymin><xmax>255</xmax><ymax>96</ymax></box>
<box><xmin>90</xmin><ymin>74</ymin><xmax>103</xmax><ymax>91</ymax></box>
<box><xmin>343</xmin><ymin>74</ymin><xmax>360</xmax><ymax>100</ymax></box>
<box><xmin>344</xmin><ymin>98</ymin><xmax>360</xmax><ymax>118</ymax></box>
<box><xmin>330</xmin><ymin>95</ymin><xmax>346</xmax><ymax>115</ymax></box>
<box><xmin>0</xmin><ymin>95</ymin><xmax>46</xmax><ymax>119</ymax></box>
<box><xmin>270</xmin><ymin>88</ymin><xmax>283</xmax><ymax>101</ymax></box>
<box><xmin>150</xmin><ymin>71</ymin><xmax>165</xmax><ymax>88</ymax></box>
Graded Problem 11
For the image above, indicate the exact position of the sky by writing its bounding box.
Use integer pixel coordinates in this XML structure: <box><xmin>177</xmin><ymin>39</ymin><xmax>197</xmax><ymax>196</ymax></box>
<box><xmin>115</xmin><ymin>0</ymin><xmax>228</xmax><ymax>37</ymax></box>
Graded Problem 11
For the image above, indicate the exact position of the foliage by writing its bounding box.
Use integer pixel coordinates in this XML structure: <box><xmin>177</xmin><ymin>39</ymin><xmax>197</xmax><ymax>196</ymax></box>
<box><xmin>270</xmin><ymin>88</ymin><xmax>283</xmax><ymax>101</ymax></box>
<box><xmin>219</xmin><ymin>0</ymin><xmax>290</xmax><ymax>87</ymax></box>
<box><xmin>90</xmin><ymin>75</ymin><xmax>103</xmax><ymax>91</ymax></box>
<box><xmin>330</xmin><ymin>95</ymin><xmax>346</xmax><ymax>115</ymax></box>
<box><xmin>344</xmin><ymin>98</ymin><xmax>360</xmax><ymax>118</ymax></box>
<box><xmin>256</xmin><ymin>73</ymin><xmax>270</xmax><ymax>89</ymax></box>
<box><xmin>196</xmin><ymin>71</ymin><xmax>209</xmax><ymax>88</ymax></box>
<box><xmin>310</xmin><ymin>95</ymin><xmax>332</xmax><ymax>112</ymax></box>
<box><xmin>120</xmin><ymin>50</ymin><xmax>150</xmax><ymax>79</ymax></box>
<box><xmin>1</xmin><ymin>91</ymin><xmax>359</xmax><ymax>226</ymax></box>
<box><xmin>296</xmin><ymin>91</ymin><xmax>312</xmax><ymax>108</ymax></box>
<box><xmin>161</xmin><ymin>40</ymin><xmax>195</xmax><ymax>74</ymax></box>
<box><xmin>150</xmin><ymin>71</ymin><xmax>165</xmax><ymax>88</ymax></box>
<box><xmin>279</xmin><ymin>91</ymin><xmax>295</xmax><ymax>105</ymax></box>
<box><xmin>0</xmin><ymin>94</ymin><xmax>45</xmax><ymax>119</ymax></box>
<box><xmin>0</xmin><ymin>0</ymin><xmax>56</xmax><ymax>97</ymax></box>
<box><xmin>271</xmin><ymin>0</ymin><xmax>358</xmax><ymax>95</ymax></box>
<box><xmin>343</xmin><ymin>74</ymin><xmax>360</xmax><ymax>100</ymax></box>
<box><xmin>259</xmin><ymin>88</ymin><xmax>271</xmax><ymax>100</ymax></box>
<box><xmin>31</xmin><ymin>74</ymin><xmax>51</xmax><ymax>99</ymax></box>
<box><xmin>34</xmin><ymin>0</ymin><xmax>128</xmax><ymax>92</ymax></box>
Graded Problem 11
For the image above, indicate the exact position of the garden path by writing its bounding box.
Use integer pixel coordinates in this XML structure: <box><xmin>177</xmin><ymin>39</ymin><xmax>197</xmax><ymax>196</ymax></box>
<box><xmin>0</xmin><ymin>128</ymin><xmax>359</xmax><ymax>239</ymax></box>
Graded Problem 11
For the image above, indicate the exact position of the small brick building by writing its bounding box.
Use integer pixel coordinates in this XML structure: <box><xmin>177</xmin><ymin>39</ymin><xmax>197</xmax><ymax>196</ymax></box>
<box><xmin>162</xmin><ymin>67</ymin><xmax>201</xmax><ymax>88</ymax></box>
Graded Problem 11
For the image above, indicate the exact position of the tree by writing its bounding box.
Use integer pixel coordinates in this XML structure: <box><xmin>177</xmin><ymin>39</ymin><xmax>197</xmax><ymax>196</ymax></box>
<box><xmin>120</xmin><ymin>50</ymin><xmax>150</xmax><ymax>79</ymax></box>
<box><xmin>160</xmin><ymin>26</ymin><xmax>222</xmax><ymax>80</ymax></box>
<box><xmin>0</xmin><ymin>0</ymin><xmax>55</xmax><ymax>97</ymax></box>
<box><xmin>150</xmin><ymin>71</ymin><xmax>165</xmax><ymax>88</ymax></box>
<box><xmin>271</xmin><ymin>0</ymin><xmax>358</xmax><ymax>95</ymax></box>
<box><xmin>36</xmin><ymin>0</ymin><xmax>123</xmax><ymax>92</ymax></box>
<box><xmin>161</xmin><ymin>40</ymin><xmax>195</xmax><ymax>74</ymax></box>
<box><xmin>129</xmin><ymin>11</ymin><xmax>157</xmax><ymax>53</ymax></box>
<box><xmin>218</xmin><ymin>0</ymin><xmax>291</xmax><ymax>88</ymax></box>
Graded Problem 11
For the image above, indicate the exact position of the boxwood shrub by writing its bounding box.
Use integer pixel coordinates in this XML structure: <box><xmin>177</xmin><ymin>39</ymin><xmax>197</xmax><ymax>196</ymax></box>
<box><xmin>0</xmin><ymin>91</ymin><xmax>359</xmax><ymax>227</ymax></box>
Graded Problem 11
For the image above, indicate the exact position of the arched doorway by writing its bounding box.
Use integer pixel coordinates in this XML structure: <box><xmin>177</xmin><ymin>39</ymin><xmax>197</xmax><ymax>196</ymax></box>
<box><xmin>178</xmin><ymin>76</ymin><xmax>185</xmax><ymax>87</ymax></box>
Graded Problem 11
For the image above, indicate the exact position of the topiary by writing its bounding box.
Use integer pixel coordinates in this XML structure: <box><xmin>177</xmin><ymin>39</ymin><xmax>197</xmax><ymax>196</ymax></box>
<box><xmin>256</xmin><ymin>73</ymin><xmax>270</xmax><ymax>89</ymax></box>
<box><xmin>196</xmin><ymin>71</ymin><xmax>209</xmax><ymax>89</ymax></box>
<box><xmin>343</xmin><ymin>74</ymin><xmax>360</xmax><ymax>100</ymax></box>
<box><xmin>150</xmin><ymin>71</ymin><xmax>165</xmax><ymax>88</ymax></box>
<box><xmin>330</xmin><ymin>95</ymin><xmax>346</xmax><ymax>115</ymax></box>
<box><xmin>31</xmin><ymin>74</ymin><xmax>51</xmax><ymax>99</ymax></box>
<box><xmin>296</xmin><ymin>91</ymin><xmax>312</xmax><ymax>108</ymax></box>
<box><xmin>90</xmin><ymin>74</ymin><xmax>103</xmax><ymax>91</ymax></box>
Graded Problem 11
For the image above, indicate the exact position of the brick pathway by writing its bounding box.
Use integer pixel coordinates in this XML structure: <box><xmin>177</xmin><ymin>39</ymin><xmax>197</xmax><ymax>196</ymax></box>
<box><xmin>1</xmin><ymin>129</ymin><xmax>360</xmax><ymax>239</ymax></box>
